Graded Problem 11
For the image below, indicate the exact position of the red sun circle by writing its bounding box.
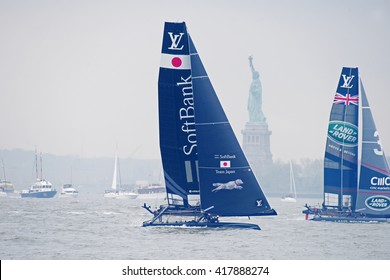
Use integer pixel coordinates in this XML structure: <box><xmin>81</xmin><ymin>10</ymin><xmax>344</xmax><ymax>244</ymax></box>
<box><xmin>223</xmin><ymin>162</ymin><xmax>228</xmax><ymax>166</ymax></box>
<box><xmin>171</xmin><ymin>57</ymin><xmax>182</xmax><ymax>68</ymax></box>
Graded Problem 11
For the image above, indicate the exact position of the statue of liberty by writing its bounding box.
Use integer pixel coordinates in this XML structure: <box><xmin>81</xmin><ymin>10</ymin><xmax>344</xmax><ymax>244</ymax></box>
<box><xmin>247</xmin><ymin>56</ymin><xmax>265</xmax><ymax>123</ymax></box>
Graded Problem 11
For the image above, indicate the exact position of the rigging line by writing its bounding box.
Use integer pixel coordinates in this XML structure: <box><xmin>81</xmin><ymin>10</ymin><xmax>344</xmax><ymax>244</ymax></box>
<box><xmin>1</xmin><ymin>157</ymin><xmax>6</xmax><ymax>181</ymax></box>
<box><xmin>192</xmin><ymin>75</ymin><xmax>208</xmax><ymax>79</ymax></box>
<box><xmin>361</xmin><ymin>161</ymin><xmax>390</xmax><ymax>176</ymax></box>
<box><xmin>199</xmin><ymin>166</ymin><xmax>251</xmax><ymax>170</ymax></box>
<box><xmin>196</xmin><ymin>121</ymin><xmax>229</xmax><ymax>126</ymax></box>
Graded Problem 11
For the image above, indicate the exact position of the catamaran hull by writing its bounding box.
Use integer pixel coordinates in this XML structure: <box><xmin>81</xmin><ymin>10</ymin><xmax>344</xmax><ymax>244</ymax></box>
<box><xmin>311</xmin><ymin>216</ymin><xmax>390</xmax><ymax>223</ymax></box>
<box><xmin>309</xmin><ymin>215</ymin><xmax>390</xmax><ymax>223</ymax></box>
<box><xmin>142</xmin><ymin>221</ymin><xmax>260</xmax><ymax>230</ymax></box>
<box><xmin>141</xmin><ymin>204</ymin><xmax>262</xmax><ymax>230</ymax></box>
<box><xmin>303</xmin><ymin>206</ymin><xmax>390</xmax><ymax>223</ymax></box>
<box><xmin>20</xmin><ymin>190</ymin><xmax>57</xmax><ymax>198</ymax></box>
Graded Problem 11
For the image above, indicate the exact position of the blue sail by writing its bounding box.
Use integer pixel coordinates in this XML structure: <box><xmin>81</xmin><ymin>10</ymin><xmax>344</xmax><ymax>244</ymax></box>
<box><xmin>189</xmin><ymin>36</ymin><xmax>276</xmax><ymax>217</ymax></box>
<box><xmin>324</xmin><ymin>67</ymin><xmax>359</xmax><ymax>210</ymax></box>
<box><xmin>356</xmin><ymin>81</ymin><xmax>390</xmax><ymax>216</ymax></box>
<box><xmin>158</xmin><ymin>22</ymin><xmax>199</xmax><ymax>206</ymax></box>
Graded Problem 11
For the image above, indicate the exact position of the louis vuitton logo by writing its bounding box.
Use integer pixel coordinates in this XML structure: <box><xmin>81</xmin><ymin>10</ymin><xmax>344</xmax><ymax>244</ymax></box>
<box><xmin>168</xmin><ymin>32</ymin><xmax>184</xmax><ymax>50</ymax></box>
<box><xmin>341</xmin><ymin>74</ymin><xmax>355</xmax><ymax>89</ymax></box>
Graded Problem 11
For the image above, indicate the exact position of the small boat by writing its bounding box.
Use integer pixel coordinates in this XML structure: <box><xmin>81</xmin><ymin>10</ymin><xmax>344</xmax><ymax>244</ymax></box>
<box><xmin>60</xmin><ymin>184</ymin><xmax>79</xmax><ymax>197</ymax></box>
<box><xmin>21</xmin><ymin>150</ymin><xmax>57</xmax><ymax>198</ymax></box>
<box><xmin>281</xmin><ymin>161</ymin><xmax>297</xmax><ymax>202</ymax></box>
<box><xmin>104</xmin><ymin>190</ymin><xmax>138</xmax><ymax>199</ymax></box>
<box><xmin>303</xmin><ymin>67</ymin><xmax>390</xmax><ymax>223</ymax></box>
<box><xmin>21</xmin><ymin>179</ymin><xmax>57</xmax><ymax>198</ymax></box>
<box><xmin>104</xmin><ymin>152</ymin><xmax>138</xmax><ymax>199</ymax></box>
<box><xmin>0</xmin><ymin>180</ymin><xmax>14</xmax><ymax>197</ymax></box>
<box><xmin>136</xmin><ymin>182</ymin><xmax>165</xmax><ymax>195</ymax></box>
<box><xmin>142</xmin><ymin>22</ymin><xmax>277</xmax><ymax>230</ymax></box>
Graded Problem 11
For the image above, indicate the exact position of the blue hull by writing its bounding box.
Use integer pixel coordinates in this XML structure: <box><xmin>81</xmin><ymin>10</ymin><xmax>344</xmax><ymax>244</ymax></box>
<box><xmin>142</xmin><ymin>221</ymin><xmax>260</xmax><ymax>230</ymax></box>
<box><xmin>21</xmin><ymin>190</ymin><xmax>57</xmax><ymax>198</ymax></box>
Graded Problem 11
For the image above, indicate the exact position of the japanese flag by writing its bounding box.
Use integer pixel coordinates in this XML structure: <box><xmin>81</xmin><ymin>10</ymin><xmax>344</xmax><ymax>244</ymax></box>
<box><xmin>220</xmin><ymin>161</ymin><xmax>231</xmax><ymax>168</ymax></box>
<box><xmin>160</xmin><ymin>53</ymin><xmax>191</xmax><ymax>70</ymax></box>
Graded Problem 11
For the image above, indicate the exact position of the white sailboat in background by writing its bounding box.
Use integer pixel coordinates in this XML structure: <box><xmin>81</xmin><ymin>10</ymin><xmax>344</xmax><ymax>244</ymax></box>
<box><xmin>104</xmin><ymin>152</ymin><xmax>138</xmax><ymax>199</ymax></box>
<box><xmin>281</xmin><ymin>161</ymin><xmax>297</xmax><ymax>202</ymax></box>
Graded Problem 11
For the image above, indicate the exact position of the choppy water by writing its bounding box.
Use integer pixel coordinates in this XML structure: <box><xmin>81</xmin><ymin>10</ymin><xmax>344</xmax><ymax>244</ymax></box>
<box><xmin>1</xmin><ymin>193</ymin><xmax>389</xmax><ymax>260</ymax></box>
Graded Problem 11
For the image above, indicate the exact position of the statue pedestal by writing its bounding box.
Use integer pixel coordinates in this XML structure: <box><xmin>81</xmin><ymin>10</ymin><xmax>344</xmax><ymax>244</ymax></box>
<box><xmin>242</xmin><ymin>122</ymin><xmax>273</xmax><ymax>175</ymax></box>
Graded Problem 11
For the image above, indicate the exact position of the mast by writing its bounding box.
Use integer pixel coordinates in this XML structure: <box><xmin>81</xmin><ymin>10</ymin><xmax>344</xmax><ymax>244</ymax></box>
<box><xmin>40</xmin><ymin>152</ymin><xmax>43</xmax><ymax>180</ymax></box>
<box><xmin>290</xmin><ymin>161</ymin><xmax>297</xmax><ymax>198</ymax></box>
<box><xmin>1</xmin><ymin>157</ymin><xmax>6</xmax><ymax>182</ymax></box>
<box><xmin>35</xmin><ymin>148</ymin><xmax>38</xmax><ymax>180</ymax></box>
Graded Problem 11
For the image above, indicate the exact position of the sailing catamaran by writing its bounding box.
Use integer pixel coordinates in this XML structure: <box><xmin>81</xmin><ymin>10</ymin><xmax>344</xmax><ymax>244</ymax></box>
<box><xmin>142</xmin><ymin>22</ymin><xmax>277</xmax><ymax>230</ymax></box>
<box><xmin>303</xmin><ymin>67</ymin><xmax>390</xmax><ymax>223</ymax></box>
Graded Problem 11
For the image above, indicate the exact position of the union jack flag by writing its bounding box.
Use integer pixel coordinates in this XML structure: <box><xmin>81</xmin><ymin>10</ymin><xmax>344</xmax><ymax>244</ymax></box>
<box><xmin>333</xmin><ymin>93</ymin><xmax>359</xmax><ymax>106</ymax></box>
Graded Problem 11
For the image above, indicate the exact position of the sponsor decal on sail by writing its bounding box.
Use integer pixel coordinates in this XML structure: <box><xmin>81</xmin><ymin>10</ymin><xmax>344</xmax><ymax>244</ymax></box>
<box><xmin>212</xmin><ymin>179</ymin><xmax>243</xmax><ymax>192</ymax></box>
<box><xmin>371</xmin><ymin>176</ymin><xmax>390</xmax><ymax>186</ymax></box>
<box><xmin>327</xmin><ymin>121</ymin><xmax>358</xmax><ymax>147</ymax></box>
<box><xmin>160</xmin><ymin>30</ymin><xmax>191</xmax><ymax>69</ymax></box>
<box><xmin>333</xmin><ymin>93</ymin><xmax>358</xmax><ymax>106</ymax></box>
<box><xmin>365</xmin><ymin>195</ymin><xmax>390</xmax><ymax>211</ymax></box>
<box><xmin>176</xmin><ymin>74</ymin><xmax>197</xmax><ymax>156</ymax></box>
<box><xmin>160</xmin><ymin>53</ymin><xmax>191</xmax><ymax>70</ymax></box>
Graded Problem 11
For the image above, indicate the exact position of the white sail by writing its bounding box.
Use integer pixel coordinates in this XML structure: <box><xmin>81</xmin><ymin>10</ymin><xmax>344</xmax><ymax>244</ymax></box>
<box><xmin>111</xmin><ymin>153</ymin><xmax>117</xmax><ymax>190</ymax></box>
<box><xmin>289</xmin><ymin>161</ymin><xmax>297</xmax><ymax>199</ymax></box>
<box><xmin>282</xmin><ymin>161</ymin><xmax>297</xmax><ymax>202</ymax></box>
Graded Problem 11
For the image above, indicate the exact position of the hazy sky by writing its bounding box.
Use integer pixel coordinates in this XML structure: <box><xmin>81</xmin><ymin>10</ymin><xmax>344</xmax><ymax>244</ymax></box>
<box><xmin>1</xmin><ymin>0</ymin><xmax>389</xmax><ymax>161</ymax></box>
